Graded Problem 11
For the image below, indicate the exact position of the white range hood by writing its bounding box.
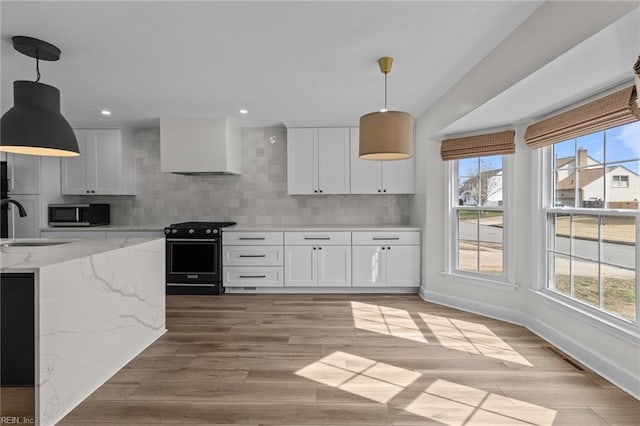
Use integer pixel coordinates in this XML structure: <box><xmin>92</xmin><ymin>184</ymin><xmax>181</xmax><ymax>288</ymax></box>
<box><xmin>160</xmin><ymin>117</ymin><xmax>241</xmax><ymax>175</ymax></box>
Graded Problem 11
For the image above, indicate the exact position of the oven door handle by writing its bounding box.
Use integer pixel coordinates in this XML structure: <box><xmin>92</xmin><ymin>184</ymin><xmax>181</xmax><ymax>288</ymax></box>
<box><xmin>166</xmin><ymin>238</ymin><xmax>219</xmax><ymax>242</ymax></box>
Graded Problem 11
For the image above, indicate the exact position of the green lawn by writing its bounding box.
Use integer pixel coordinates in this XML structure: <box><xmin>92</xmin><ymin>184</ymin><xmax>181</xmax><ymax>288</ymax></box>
<box><xmin>554</xmin><ymin>275</ymin><xmax>635</xmax><ymax>321</ymax></box>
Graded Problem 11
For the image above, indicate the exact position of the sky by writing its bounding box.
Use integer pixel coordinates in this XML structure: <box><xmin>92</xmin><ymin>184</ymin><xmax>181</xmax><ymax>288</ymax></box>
<box><xmin>554</xmin><ymin>121</ymin><xmax>640</xmax><ymax>173</ymax></box>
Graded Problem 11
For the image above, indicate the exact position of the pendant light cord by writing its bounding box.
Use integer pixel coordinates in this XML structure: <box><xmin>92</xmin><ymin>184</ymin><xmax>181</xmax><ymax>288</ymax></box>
<box><xmin>35</xmin><ymin>53</ymin><xmax>41</xmax><ymax>83</ymax></box>
<box><xmin>384</xmin><ymin>72</ymin><xmax>388</xmax><ymax>110</ymax></box>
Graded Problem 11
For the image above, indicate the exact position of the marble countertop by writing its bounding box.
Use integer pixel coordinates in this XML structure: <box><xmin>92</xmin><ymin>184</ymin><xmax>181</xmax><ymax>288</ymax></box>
<box><xmin>0</xmin><ymin>238</ymin><xmax>162</xmax><ymax>272</ymax></box>
<box><xmin>40</xmin><ymin>225</ymin><xmax>165</xmax><ymax>231</ymax></box>
<box><xmin>224</xmin><ymin>224</ymin><xmax>422</xmax><ymax>231</ymax></box>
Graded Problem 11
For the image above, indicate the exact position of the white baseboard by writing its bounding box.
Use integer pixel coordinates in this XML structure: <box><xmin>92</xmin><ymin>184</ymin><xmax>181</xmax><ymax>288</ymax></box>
<box><xmin>419</xmin><ymin>288</ymin><xmax>640</xmax><ymax>400</ymax></box>
<box><xmin>419</xmin><ymin>288</ymin><xmax>527</xmax><ymax>325</ymax></box>
<box><xmin>226</xmin><ymin>287</ymin><xmax>420</xmax><ymax>294</ymax></box>
<box><xmin>526</xmin><ymin>316</ymin><xmax>639</xmax><ymax>400</ymax></box>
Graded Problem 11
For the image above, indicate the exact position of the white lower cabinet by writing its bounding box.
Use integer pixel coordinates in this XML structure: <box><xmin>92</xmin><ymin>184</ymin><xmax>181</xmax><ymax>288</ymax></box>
<box><xmin>284</xmin><ymin>246</ymin><xmax>316</xmax><ymax>286</ymax></box>
<box><xmin>352</xmin><ymin>245</ymin><xmax>385</xmax><ymax>287</ymax></box>
<box><xmin>284</xmin><ymin>245</ymin><xmax>351</xmax><ymax>287</ymax></box>
<box><xmin>222</xmin><ymin>231</ymin><xmax>285</xmax><ymax>288</ymax></box>
<box><xmin>317</xmin><ymin>246</ymin><xmax>352</xmax><ymax>287</ymax></box>
<box><xmin>352</xmin><ymin>231</ymin><xmax>420</xmax><ymax>288</ymax></box>
<box><xmin>224</xmin><ymin>229</ymin><xmax>419</xmax><ymax>290</ymax></box>
<box><xmin>224</xmin><ymin>266</ymin><xmax>284</xmax><ymax>287</ymax></box>
<box><xmin>284</xmin><ymin>231</ymin><xmax>351</xmax><ymax>287</ymax></box>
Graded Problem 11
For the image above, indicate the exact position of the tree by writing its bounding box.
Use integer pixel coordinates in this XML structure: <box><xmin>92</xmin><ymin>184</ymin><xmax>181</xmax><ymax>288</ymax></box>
<box><xmin>459</xmin><ymin>158</ymin><xmax>502</xmax><ymax>206</ymax></box>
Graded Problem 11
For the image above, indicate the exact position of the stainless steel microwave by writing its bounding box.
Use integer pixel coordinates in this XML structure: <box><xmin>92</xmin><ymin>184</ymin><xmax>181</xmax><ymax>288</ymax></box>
<box><xmin>48</xmin><ymin>204</ymin><xmax>110</xmax><ymax>227</ymax></box>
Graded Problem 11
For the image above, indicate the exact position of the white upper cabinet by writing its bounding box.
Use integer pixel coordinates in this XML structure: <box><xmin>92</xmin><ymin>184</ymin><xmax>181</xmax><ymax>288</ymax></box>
<box><xmin>349</xmin><ymin>128</ymin><xmax>415</xmax><ymax>194</ymax></box>
<box><xmin>4</xmin><ymin>154</ymin><xmax>41</xmax><ymax>194</ymax></box>
<box><xmin>61</xmin><ymin>129</ymin><xmax>135</xmax><ymax>195</ymax></box>
<box><xmin>287</xmin><ymin>127</ymin><xmax>349</xmax><ymax>195</ymax></box>
<box><xmin>287</xmin><ymin>128</ymin><xmax>317</xmax><ymax>195</ymax></box>
<box><xmin>318</xmin><ymin>128</ymin><xmax>350</xmax><ymax>194</ymax></box>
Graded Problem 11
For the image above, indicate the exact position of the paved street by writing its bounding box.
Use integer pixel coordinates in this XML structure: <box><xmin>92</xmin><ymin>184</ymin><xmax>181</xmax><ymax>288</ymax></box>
<box><xmin>459</xmin><ymin>222</ymin><xmax>636</xmax><ymax>272</ymax></box>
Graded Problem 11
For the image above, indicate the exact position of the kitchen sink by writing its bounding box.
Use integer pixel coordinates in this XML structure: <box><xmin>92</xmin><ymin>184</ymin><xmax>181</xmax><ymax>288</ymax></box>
<box><xmin>1</xmin><ymin>241</ymin><xmax>72</xmax><ymax>247</ymax></box>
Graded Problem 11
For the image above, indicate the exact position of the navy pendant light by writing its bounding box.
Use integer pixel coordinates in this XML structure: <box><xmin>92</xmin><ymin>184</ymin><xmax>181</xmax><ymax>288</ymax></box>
<box><xmin>1</xmin><ymin>36</ymin><xmax>79</xmax><ymax>157</ymax></box>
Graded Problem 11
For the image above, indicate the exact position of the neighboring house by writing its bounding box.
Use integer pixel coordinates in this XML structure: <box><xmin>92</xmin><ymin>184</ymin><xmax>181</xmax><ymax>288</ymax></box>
<box><xmin>555</xmin><ymin>149</ymin><xmax>639</xmax><ymax>208</ymax></box>
<box><xmin>459</xmin><ymin>169</ymin><xmax>503</xmax><ymax>207</ymax></box>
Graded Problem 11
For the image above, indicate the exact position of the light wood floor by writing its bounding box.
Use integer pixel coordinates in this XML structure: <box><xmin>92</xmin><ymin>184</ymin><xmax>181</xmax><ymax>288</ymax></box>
<box><xmin>57</xmin><ymin>294</ymin><xmax>638</xmax><ymax>425</ymax></box>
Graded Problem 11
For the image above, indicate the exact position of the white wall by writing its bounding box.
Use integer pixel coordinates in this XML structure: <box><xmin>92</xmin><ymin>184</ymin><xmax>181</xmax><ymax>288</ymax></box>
<box><xmin>410</xmin><ymin>2</ymin><xmax>640</xmax><ymax>399</ymax></box>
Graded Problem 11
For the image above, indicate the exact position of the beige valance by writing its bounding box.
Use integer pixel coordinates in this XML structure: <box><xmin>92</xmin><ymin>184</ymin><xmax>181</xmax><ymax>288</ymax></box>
<box><xmin>525</xmin><ymin>86</ymin><xmax>639</xmax><ymax>149</ymax></box>
<box><xmin>440</xmin><ymin>130</ymin><xmax>515</xmax><ymax>161</ymax></box>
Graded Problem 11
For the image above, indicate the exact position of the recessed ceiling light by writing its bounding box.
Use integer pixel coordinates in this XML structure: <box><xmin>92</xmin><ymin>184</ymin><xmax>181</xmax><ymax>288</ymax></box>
<box><xmin>101</xmin><ymin>110</ymin><xmax>111</xmax><ymax>116</ymax></box>
<box><xmin>239</xmin><ymin>109</ymin><xmax>248</xmax><ymax>114</ymax></box>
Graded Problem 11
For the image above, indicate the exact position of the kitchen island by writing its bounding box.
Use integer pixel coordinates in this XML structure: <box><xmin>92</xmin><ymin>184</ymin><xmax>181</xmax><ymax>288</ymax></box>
<box><xmin>0</xmin><ymin>238</ymin><xmax>165</xmax><ymax>426</ymax></box>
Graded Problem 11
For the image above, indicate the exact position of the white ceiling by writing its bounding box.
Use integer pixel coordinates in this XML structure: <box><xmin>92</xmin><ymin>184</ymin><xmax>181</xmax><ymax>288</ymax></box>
<box><xmin>1</xmin><ymin>1</ymin><xmax>543</xmax><ymax>128</ymax></box>
<box><xmin>442</xmin><ymin>7</ymin><xmax>640</xmax><ymax>136</ymax></box>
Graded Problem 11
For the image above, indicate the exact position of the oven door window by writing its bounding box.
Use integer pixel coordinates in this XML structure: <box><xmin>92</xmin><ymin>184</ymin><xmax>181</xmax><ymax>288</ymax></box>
<box><xmin>169</xmin><ymin>242</ymin><xmax>217</xmax><ymax>274</ymax></box>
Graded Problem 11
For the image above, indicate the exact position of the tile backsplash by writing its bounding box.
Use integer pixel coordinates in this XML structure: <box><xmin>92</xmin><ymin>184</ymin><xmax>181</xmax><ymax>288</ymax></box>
<box><xmin>95</xmin><ymin>127</ymin><xmax>411</xmax><ymax>226</ymax></box>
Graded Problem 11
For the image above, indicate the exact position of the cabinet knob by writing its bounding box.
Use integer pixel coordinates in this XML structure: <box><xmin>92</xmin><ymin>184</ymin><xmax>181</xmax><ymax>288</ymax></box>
<box><xmin>91</xmin><ymin>190</ymin><xmax>96</xmax><ymax>193</ymax></box>
<box><xmin>318</xmin><ymin>247</ymin><xmax>322</xmax><ymax>250</ymax></box>
<box><xmin>382</xmin><ymin>247</ymin><xmax>385</xmax><ymax>250</ymax></box>
<box><xmin>378</xmin><ymin>189</ymin><xmax>381</xmax><ymax>193</ymax></box>
<box><xmin>387</xmin><ymin>246</ymin><xmax>391</xmax><ymax>250</ymax></box>
<box><xmin>383</xmin><ymin>189</ymin><xmax>386</xmax><ymax>193</ymax></box>
<box><xmin>319</xmin><ymin>190</ymin><xmax>323</xmax><ymax>193</ymax></box>
<box><xmin>313</xmin><ymin>247</ymin><xmax>316</xmax><ymax>250</ymax></box>
<box><xmin>86</xmin><ymin>190</ymin><xmax>90</xmax><ymax>194</ymax></box>
<box><xmin>314</xmin><ymin>190</ymin><xmax>318</xmax><ymax>193</ymax></box>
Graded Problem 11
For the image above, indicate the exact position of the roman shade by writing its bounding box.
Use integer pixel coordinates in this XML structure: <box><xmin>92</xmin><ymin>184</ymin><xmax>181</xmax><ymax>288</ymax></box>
<box><xmin>440</xmin><ymin>130</ymin><xmax>515</xmax><ymax>161</ymax></box>
<box><xmin>525</xmin><ymin>86</ymin><xmax>639</xmax><ymax>149</ymax></box>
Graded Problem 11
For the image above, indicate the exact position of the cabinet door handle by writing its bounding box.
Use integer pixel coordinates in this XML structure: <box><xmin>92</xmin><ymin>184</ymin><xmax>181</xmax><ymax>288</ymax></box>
<box><xmin>239</xmin><ymin>275</ymin><xmax>266</xmax><ymax>279</ymax></box>
<box><xmin>239</xmin><ymin>237</ymin><xmax>266</xmax><ymax>240</ymax></box>
<box><xmin>304</xmin><ymin>237</ymin><xmax>330</xmax><ymax>240</ymax></box>
<box><xmin>238</xmin><ymin>254</ymin><xmax>266</xmax><ymax>258</ymax></box>
<box><xmin>373</xmin><ymin>237</ymin><xmax>400</xmax><ymax>240</ymax></box>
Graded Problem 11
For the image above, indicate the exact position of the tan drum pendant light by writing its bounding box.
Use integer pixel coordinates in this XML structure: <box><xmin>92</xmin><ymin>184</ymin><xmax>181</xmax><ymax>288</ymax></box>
<box><xmin>359</xmin><ymin>56</ymin><xmax>414</xmax><ymax>160</ymax></box>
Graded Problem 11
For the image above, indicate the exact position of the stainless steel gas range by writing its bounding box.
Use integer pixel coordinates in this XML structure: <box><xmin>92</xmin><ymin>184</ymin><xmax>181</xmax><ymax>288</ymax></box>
<box><xmin>164</xmin><ymin>221</ymin><xmax>236</xmax><ymax>295</ymax></box>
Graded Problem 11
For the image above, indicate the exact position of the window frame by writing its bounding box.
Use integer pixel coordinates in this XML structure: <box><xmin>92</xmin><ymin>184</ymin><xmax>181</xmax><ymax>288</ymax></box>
<box><xmin>534</xmin><ymin>139</ymin><xmax>640</xmax><ymax>330</ymax></box>
<box><xmin>444</xmin><ymin>153</ymin><xmax>516</xmax><ymax>289</ymax></box>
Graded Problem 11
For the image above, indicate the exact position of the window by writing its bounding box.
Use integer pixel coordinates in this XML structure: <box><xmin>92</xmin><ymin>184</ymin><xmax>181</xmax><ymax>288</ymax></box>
<box><xmin>546</xmin><ymin>121</ymin><xmax>639</xmax><ymax>322</ymax></box>
<box><xmin>452</xmin><ymin>155</ymin><xmax>507</xmax><ymax>278</ymax></box>
<box><xmin>612</xmin><ymin>175</ymin><xmax>629</xmax><ymax>188</ymax></box>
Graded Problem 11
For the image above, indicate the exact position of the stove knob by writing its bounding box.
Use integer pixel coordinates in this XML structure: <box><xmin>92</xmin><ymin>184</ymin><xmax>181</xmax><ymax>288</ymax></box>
<box><xmin>189</xmin><ymin>229</ymin><xmax>195</xmax><ymax>234</ymax></box>
<box><xmin>172</xmin><ymin>229</ymin><xmax>178</xmax><ymax>234</ymax></box>
<box><xmin>205</xmin><ymin>229</ymin><xmax>212</xmax><ymax>234</ymax></box>
<box><xmin>213</xmin><ymin>229</ymin><xmax>219</xmax><ymax>234</ymax></box>
<box><xmin>165</xmin><ymin>229</ymin><xmax>170</xmax><ymax>235</ymax></box>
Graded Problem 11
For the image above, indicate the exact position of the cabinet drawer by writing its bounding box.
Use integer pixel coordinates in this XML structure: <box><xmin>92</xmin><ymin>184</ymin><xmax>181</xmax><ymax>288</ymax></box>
<box><xmin>223</xmin><ymin>267</ymin><xmax>284</xmax><ymax>287</ymax></box>
<box><xmin>285</xmin><ymin>231</ymin><xmax>351</xmax><ymax>245</ymax></box>
<box><xmin>222</xmin><ymin>231</ymin><xmax>283</xmax><ymax>245</ymax></box>
<box><xmin>223</xmin><ymin>246</ymin><xmax>283</xmax><ymax>266</ymax></box>
<box><xmin>352</xmin><ymin>231</ymin><xmax>420</xmax><ymax>245</ymax></box>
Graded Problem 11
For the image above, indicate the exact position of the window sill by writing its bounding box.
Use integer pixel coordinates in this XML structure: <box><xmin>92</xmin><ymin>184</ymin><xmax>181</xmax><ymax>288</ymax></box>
<box><xmin>441</xmin><ymin>272</ymin><xmax>518</xmax><ymax>292</ymax></box>
<box><xmin>530</xmin><ymin>289</ymin><xmax>639</xmax><ymax>344</ymax></box>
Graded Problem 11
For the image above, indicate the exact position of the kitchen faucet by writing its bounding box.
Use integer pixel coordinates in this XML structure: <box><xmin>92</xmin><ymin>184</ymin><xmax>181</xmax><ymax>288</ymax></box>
<box><xmin>1</xmin><ymin>198</ymin><xmax>28</xmax><ymax>217</ymax></box>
